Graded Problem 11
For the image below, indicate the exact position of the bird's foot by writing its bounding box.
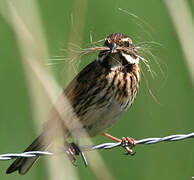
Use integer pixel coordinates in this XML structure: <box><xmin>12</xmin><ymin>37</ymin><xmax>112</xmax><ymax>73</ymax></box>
<box><xmin>65</xmin><ymin>142</ymin><xmax>88</xmax><ymax>167</ymax></box>
<box><xmin>102</xmin><ymin>133</ymin><xmax>136</xmax><ymax>155</ymax></box>
<box><xmin>65</xmin><ymin>142</ymin><xmax>80</xmax><ymax>165</ymax></box>
<box><xmin>121</xmin><ymin>137</ymin><xmax>136</xmax><ymax>155</ymax></box>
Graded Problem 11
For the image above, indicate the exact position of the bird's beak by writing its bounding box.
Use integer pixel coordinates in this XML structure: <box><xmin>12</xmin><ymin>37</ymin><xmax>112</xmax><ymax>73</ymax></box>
<box><xmin>110</xmin><ymin>43</ymin><xmax>117</xmax><ymax>52</ymax></box>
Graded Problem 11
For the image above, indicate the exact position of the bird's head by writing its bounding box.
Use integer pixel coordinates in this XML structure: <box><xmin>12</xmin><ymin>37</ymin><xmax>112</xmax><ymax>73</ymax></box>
<box><xmin>97</xmin><ymin>33</ymin><xmax>139</xmax><ymax>70</ymax></box>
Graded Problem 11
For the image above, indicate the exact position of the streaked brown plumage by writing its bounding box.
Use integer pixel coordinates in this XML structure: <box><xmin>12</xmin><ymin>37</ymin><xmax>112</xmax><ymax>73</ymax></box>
<box><xmin>6</xmin><ymin>33</ymin><xmax>140</xmax><ymax>174</ymax></box>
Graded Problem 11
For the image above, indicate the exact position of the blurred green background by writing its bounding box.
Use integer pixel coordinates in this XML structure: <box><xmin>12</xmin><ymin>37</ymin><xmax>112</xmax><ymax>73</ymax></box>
<box><xmin>0</xmin><ymin>0</ymin><xmax>194</xmax><ymax>179</ymax></box>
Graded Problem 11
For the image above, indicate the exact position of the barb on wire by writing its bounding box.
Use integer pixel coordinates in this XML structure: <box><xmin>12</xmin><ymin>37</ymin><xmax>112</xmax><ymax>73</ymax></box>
<box><xmin>0</xmin><ymin>132</ymin><xmax>194</xmax><ymax>165</ymax></box>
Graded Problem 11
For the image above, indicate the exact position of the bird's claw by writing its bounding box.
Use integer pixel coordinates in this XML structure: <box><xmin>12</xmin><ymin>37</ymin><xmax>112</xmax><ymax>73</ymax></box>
<box><xmin>65</xmin><ymin>142</ymin><xmax>80</xmax><ymax>165</ymax></box>
<box><xmin>121</xmin><ymin>137</ymin><xmax>136</xmax><ymax>155</ymax></box>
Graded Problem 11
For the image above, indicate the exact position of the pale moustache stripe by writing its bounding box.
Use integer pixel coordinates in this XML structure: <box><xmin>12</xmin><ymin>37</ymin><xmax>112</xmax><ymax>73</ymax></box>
<box><xmin>121</xmin><ymin>51</ymin><xmax>139</xmax><ymax>64</ymax></box>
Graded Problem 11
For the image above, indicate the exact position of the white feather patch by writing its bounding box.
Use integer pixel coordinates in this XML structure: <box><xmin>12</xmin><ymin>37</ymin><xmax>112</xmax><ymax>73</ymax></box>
<box><xmin>121</xmin><ymin>52</ymin><xmax>139</xmax><ymax>64</ymax></box>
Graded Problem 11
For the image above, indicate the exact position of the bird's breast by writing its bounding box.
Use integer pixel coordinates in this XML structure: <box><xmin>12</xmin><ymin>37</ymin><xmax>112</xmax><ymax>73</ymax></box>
<box><xmin>76</xmin><ymin>67</ymin><xmax>139</xmax><ymax>136</ymax></box>
<box><xmin>68</xmin><ymin>63</ymin><xmax>140</xmax><ymax>136</ymax></box>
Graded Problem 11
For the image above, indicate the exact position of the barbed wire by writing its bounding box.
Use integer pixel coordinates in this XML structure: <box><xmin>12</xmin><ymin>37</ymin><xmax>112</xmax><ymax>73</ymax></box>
<box><xmin>1</xmin><ymin>132</ymin><xmax>194</xmax><ymax>166</ymax></box>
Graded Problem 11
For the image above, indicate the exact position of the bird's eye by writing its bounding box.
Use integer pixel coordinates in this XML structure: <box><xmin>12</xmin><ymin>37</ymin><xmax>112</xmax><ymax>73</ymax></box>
<box><xmin>104</xmin><ymin>40</ymin><xmax>109</xmax><ymax>47</ymax></box>
<box><xmin>124</xmin><ymin>41</ymin><xmax>130</xmax><ymax>47</ymax></box>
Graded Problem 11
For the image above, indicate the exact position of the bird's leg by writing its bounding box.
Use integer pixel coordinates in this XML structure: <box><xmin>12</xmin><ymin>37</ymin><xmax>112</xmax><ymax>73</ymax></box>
<box><xmin>64</xmin><ymin>142</ymin><xmax>80</xmax><ymax>165</ymax></box>
<box><xmin>76</xmin><ymin>138</ymin><xmax>88</xmax><ymax>167</ymax></box>
<box><xmin>102</xmin><ymin>133</ymin><xmax>136</xmax><ymax>155</ymax></box>
<box><xmin>64</xmin><ymin>138</ymin><xmax>88</xmax><ymax>167</ymax></box>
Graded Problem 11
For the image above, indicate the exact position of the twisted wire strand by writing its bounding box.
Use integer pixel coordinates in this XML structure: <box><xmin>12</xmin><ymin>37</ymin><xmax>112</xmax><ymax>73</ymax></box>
<box><xmin>1</xmin><ymin>132</ymin><xmax>193</xmax><ymax>161</ymax></box>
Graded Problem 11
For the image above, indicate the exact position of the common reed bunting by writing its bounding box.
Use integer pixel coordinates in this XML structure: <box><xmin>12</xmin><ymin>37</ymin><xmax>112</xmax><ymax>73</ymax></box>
<box><xmin>7</xmin><ymin>33</ymin><xmax>140</xmax><ymax>174</ymax></box>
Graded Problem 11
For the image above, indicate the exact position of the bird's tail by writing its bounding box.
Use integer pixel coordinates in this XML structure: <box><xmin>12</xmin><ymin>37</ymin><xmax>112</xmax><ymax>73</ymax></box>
<box><xmin>6</xmin><ymin>133</ymin><xmax>49</xmax><ymax>175</ymax></box>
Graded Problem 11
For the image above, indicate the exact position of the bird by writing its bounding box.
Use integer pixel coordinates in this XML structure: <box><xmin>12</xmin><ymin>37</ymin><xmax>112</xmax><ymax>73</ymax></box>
<box><xmin>6</xmin><ymin>33</ymin><xmax>140</xmax><ymax>175</ymax></box>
